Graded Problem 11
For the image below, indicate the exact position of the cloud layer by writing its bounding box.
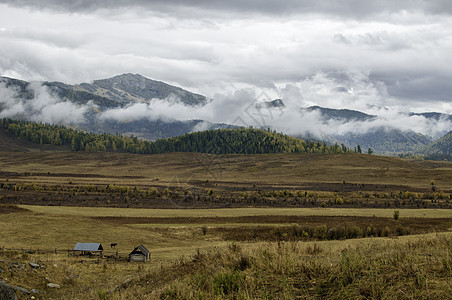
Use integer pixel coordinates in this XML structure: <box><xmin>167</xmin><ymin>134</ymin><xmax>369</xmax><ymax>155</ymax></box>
<box><xmin>3</xmin><ymin>73</ymin><xmax>451</xmax><ymax>142</ymax></box>
<box><xmin>0</xmin><ymin>82</ymin><xmax>90</xmax><ymax>124</ymax></box>
<box><xmin>3</xmin><ymin>0</ymin><xmax>452</xmax><ymax>18</ymax></box>
<box><xmin>0</xmin><ymin>0</ymin><xmax>452</xmax><ymax>123</ymax></box>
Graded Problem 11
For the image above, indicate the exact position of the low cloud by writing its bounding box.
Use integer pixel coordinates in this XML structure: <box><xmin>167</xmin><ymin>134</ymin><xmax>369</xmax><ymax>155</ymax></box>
<box><xmin>96</xmin><ymin>72</ymin><xmax>452</xmax><ymax>140</ymax></box>
<box><xmin>0</xmin><ymin>82</ymin><xmax>90</xmax><ymax>124</ymax></box>
<box><xmin>1</xmin><ymin>71</ymin><xmax>451</xmax><ymax>142</ymax></box>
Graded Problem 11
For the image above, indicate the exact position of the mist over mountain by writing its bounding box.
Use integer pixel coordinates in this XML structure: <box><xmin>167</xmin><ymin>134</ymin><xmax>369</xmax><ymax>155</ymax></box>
<box><xmin>76</xmin><ymin>73</ymin><xmax>207</xmax><ymax>106</ymax></box>
<box><xmin>421</xmin><ymin>131</ymin><xmax>452</xmax><ymax>160</ymax></box>
<box><xmin>301</xmin><ymin>106</ymin><xmax>376</xmax><ymax>122</ymax></box>
<box><xmin>1</xmin><ymin>74</ymin><xmax>452</xmax><ymax>155</ymax></box>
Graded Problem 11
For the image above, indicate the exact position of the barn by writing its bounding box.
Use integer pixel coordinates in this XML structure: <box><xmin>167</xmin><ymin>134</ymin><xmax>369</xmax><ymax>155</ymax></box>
<box><xmin>129</xmin><ymin>245</ymin><xmax>150</xmax><ymax>262</ymax></box>
<box><xmin>73</xmin><ymin>243</ymin><xmax>104</xmax><ymax>256</ymax></box>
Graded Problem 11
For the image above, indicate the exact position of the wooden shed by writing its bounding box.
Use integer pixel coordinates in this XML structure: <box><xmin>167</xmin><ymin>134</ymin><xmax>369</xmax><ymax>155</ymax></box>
<box><xmin>73</xmin><ymin>243</ymin><xmax>103</xmax><ymax>256</ymax></box>
<box><xmin>129</xmin><ymin>245</ymin><xmax>150</xmax><ymax>262</ymax></box>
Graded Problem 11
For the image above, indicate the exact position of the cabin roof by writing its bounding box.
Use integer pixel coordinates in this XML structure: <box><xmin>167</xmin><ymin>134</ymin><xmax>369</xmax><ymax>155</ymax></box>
<box><xmin>73</xmin><ymin>243</ymin><xmax>103</xmax><ymax>251</ymax></box>
<box><xmin>130</xmin><ymin>245</ymin><xmax>150</xmax><ymax>255</ymax></box>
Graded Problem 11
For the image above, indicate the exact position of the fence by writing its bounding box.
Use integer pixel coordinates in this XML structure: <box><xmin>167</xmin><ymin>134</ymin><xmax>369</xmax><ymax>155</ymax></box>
<box><xmin>0</xmin><ymin>246</ymin><xmax>130</xmax><ymax>262</ymax></box>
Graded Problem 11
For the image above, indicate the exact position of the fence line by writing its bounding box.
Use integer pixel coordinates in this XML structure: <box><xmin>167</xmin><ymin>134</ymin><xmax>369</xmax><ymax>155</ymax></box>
<box><xmin>0</xmin><ymin>246</ymin><xmax>129</xmax><ymax>260</ymax></box>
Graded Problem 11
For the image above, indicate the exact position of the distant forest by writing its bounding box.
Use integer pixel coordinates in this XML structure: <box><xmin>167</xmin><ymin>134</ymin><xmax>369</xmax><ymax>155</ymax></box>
<box><xmin>1</xmin><ymin>118</ymin><xmax>354</xmax><ymax>155</ymax></box>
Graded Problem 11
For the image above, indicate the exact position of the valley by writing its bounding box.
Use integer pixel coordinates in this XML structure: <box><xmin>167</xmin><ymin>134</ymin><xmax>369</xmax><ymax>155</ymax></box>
<box><xmin>2</xmin><ymin>74</ymin><xmax>452</xmax><ymax>156</ymax></box>
<box><xmin>1</xmin><ymin>148</ymin><xmax>451</xmax><ymax>298</ymax></box>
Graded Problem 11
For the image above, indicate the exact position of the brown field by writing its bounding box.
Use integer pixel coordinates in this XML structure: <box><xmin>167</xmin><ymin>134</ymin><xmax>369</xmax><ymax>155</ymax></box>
<box><xmin>1</xmin><ymin>147</ymin><xmax>452</xmax><ymax>298</ymax></box>
<box><xmin>1</xmin><ymin>151</ymin><xmax>452</xmax><ymax>189</ymax></box>
<box><xmin>1</xmin><ymin>151</ymin><xmax>452</xmax><ymax>210</ymax></box>
<box><xmin>1</xmin><ymin>204</ymin><xmax>451</xmax><ymax>299</ymax></box>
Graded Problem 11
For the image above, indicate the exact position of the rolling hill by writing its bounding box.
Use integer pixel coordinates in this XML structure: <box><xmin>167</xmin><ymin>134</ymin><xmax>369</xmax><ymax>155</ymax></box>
<box><xmin>0</xmin><ymin>122</ymin><xmax>69</xmax><ymax>152</ymax></box>
<box><xmin>1</xmin><ymin>118</ymin><xmax>350</xmax><ymax>155</ymax></box>
<box><xmin>1</xmin><ymin>74</ymin><xmax>452</xmax><ymax>156</ymax></box>
<box><xmin>421</xmin><ymin>131</ymin><xmax>452</xmax><ymax>160</ymax></box>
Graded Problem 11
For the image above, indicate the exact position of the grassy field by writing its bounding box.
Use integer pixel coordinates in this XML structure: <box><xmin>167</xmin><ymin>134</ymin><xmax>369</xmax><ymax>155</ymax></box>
<box><xmin>2</xmin><ymin>203</ymin><xmax>452</xmax><ymax>299</ymax></box>
<box><xmin>2</xmin><ymin>205</ymin><xmax>451</xmax><ymax>258</ymax></box>
<box><xmin>1</xmin><ymin>216</ymin><xmax>450</xmax><ymax>299</ymax></box>
<box><xmin>1</xmin><ymin>151</ymin><xmax>452</xmax><ymax>190</ymax></box>
<box><xmin>2</xmin><ymin>151</ymin><xmax>452</xmax><ymax>210</ymax></box>
<box><xmin>116</xmin><ymin>233</ymin><xmax>452</xmax><ymax>299</ymax></box>
<box><xmin>1</xmin><ymin>149</ymin><xmax>452</xmax><ymax>298</ymax></box>
<box><xmin>20</xmin><ymin>204</ymin><xmax>452</xmax><ymax>218</ymax></box>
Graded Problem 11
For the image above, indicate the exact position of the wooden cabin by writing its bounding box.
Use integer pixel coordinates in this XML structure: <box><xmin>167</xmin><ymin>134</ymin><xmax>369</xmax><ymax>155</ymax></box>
<box><xmin>129</xmin><ymin>245</ymin><xmax>150</xmax><ymax>262</ymax></box>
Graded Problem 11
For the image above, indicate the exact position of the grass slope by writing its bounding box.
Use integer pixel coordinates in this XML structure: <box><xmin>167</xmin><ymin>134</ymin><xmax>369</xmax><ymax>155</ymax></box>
<box><xmin>1</xmin><ymin>151</ymin><xmax>451</xmax><ymax>191</ymax></box>
<box><xmin>118</xmin><ymin>233</ymin><xmax>452</xmax><ymax>299</ymax></box>
<box><xmin>2</xmin><ymin>118</ymin><xmax>348</xmax><ymax>155</ymax></box>
<box><xmin>0</xmin><ymin>123</ymin><xmax>70</xmax><ymax>152</ymax></box>
<box><xmin>422</xmin><ymin>131</ymin><xmax>452</xmax><ymax>160</ymax></box>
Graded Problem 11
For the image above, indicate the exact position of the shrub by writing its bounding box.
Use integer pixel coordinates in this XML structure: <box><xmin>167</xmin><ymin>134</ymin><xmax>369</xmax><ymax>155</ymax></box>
<box><xmin>201</xmin><ymin>225</ymin><xmax>208</xmax><ymax>236</ymax></box>
<box><xmin>212</xmin><ymin>271</ymin><xmax>245</xmax><ymax>296</ymax></box>
<box><xmin>393</xmin><ymin>210</ymin><xmax>400</xmax><ymax>220</ymax></box>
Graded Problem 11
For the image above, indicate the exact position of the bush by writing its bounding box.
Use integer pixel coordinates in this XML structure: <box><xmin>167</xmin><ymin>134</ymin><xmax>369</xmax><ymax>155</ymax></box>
<box><xmin>212</xmin><ymin>271</ymin><xmax>245</xmax><ymax>296</ymax></box>
<box><xmin>201</xmin><ymin>225</ymin><xmax>208</xmax><ymax>236</ymax></box>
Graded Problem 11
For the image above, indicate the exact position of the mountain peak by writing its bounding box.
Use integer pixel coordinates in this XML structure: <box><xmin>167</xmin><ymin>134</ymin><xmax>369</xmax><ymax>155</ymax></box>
<box><xmin>79</xmin><ymin>73</ymin><xmax>207</xmax><ymax>106</ymax></box>
<box><xmin>102</xmin><ymin>73</ymin><xmax>149</xmax><ymax>83</ymax></box>
<box><xmin>303</xmin><ymin>106</ymin><xmax>376</xmax><ymax>122</ymax></box>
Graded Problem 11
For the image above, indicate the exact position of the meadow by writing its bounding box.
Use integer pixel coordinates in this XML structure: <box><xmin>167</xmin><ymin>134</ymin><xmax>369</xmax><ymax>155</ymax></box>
<box><xmin>1</xmin><ymin>204</ymin><xmax>451</xmax><ymax>299</ymax></box>
<box><xmin>1</xmin><ymin>152</ymin><xmax>452</xmax><ymax>209</ymax></box>
<box><xmin>0</xmin><ymin>151</ymin><xmax>452</xmax><ymax>298</ymax></box>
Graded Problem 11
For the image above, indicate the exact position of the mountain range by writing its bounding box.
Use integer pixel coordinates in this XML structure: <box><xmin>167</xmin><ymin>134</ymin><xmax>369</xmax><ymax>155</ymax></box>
<box><xmin>1</xmin><ymin>73</ymin><xmax>451</xmax><ymax>157</ymax></box>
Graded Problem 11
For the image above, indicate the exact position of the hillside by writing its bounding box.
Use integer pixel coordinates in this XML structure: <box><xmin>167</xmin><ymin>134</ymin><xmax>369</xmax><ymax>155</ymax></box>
<box><xmin>76</xmin><ymin>73</ymin><xmax>207</xmax><ymax>106</ymax></box>
<box><xmin>1</xmin><ymin>118</ymin><xmax>352</xmax><ymax>155</ymax></box>
<box><xmin>421</xmin><ymin>131</ymin><xmax>452</xmax><ymax>160</ymax></box>
<box><xmin>1</xmin><ymin>73</ymin><xmax>208</xmax><ymax>109</ymax></box>
<box><xmin>0</xmin><ymin>122</ymin><xmax>69</xmax><ymax>152</ymax></box>
<box><xmin>150</xmin><ymin>128</ymin><xmax>350</xmax><ymax>154</ymax></box>
<box><xmin>299</xmin><ymin>106</ymin><xmax>434</xmax><ymax>153</ymax></box>
<box><xmin>336</xmin><ymin>127</ymin><xmax>432</xmax><ymax>154</ymax></box>
<box><xmin>303</xmin><ymin>105</ymin><xmax>376</xmax><ymax>122</ymax></box>
<box><xmin>2</xmin><ymin>75</ymin><xmax>451</xmax><ymax>155</ymax></box>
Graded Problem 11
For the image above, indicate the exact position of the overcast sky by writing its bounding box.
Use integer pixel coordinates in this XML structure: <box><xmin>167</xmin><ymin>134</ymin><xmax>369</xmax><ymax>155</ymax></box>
<box><xmin>1</xmin><ymin>0</ymin><xmax>452</xmax><ymax>114</ymax></box>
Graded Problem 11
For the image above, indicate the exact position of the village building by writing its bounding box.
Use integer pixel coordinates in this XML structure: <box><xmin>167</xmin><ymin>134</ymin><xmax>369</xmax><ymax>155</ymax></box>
<box><xmin>128</xmin><ymin>245</ymin><xmax>150</xmax><ymax>262</ymax></box>
<box><xmin>73</xmin><ymin>243</ymin><xmax>103</xmax><ymax>256</ymax></box>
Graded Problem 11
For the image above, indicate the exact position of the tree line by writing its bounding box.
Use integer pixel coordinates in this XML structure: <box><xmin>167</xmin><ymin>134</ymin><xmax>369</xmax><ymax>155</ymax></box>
<box><xmin>1</xmin><ymin>118</ymin><xmax>356</xmax><ymax>155</ymax></box>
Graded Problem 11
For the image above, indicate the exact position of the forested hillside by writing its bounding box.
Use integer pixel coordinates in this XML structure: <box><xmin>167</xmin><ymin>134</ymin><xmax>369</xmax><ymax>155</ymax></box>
<box><xmin>421</xmin><ymin>131</ymin><xmax>452</xmax><ymax>161</ymax></box>
<box><xmin>1</xmin><ymin>118</ymin><xmax>352</xmax><ymax>155</ymax></box>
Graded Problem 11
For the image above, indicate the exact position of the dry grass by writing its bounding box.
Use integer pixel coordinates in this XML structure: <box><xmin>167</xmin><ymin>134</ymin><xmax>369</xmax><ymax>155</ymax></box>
<box><xmin>1</xmin><ymin>151</ymin><xmax>452</xmax><ymax>298</ymax></box>
<box><xmin>113</xmin><ymin>233</ymin><xmax>452</xmax><ymax>299</ymax></box>
<box><xmin>0</xmin><ymin>209</ymin><xmax>219</xmax><ymax>263</ymax></box>
<box><xmin>20</xmin><ymin>205</ymin><xmax>452</xmax><ymax>218</ymax></box>
<box><xmin>1</xmin><ymin>152</ymin><xmax>452</xmax><ymax>191</ymax></box>
<box><xmin>1</xmin><ymin>205</ymin><xmax>451</xmax><ymax>299</ymax></box>
<box><xmin>3</xmin><ymin>233</ymin><xmax>450</xmax><ymax>299</ymax></box>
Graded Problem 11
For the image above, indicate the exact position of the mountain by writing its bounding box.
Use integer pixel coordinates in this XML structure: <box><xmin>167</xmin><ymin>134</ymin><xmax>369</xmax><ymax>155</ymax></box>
<box><xmin>302</xmin><ymin>106</ymin><xmax>376</xmax><ymax>122</ymax></box>
<box><xmin>0</xmin><ymin>76</ymin><xmax>34</xmax><ymax>100</ymax></box>
<box><xmin>87</xmin><ymin>119</ymin><xmax>235</xmax><ymax>141</ymax></box>
<box><xmin>1</xmin><ymin>74</ymin><xmax>216</xmax><ymax>140</ymax></box>
<box><xmin>336</xmin><ymin>127</ymin><xmax>432</xmax><ymax>154</ymax></box>
<box><xmin>1</xmin><ymin>118</ymin><xmax>351</xmax><ymax>155</ymax></box>
<box><xmin>421</xmin><ymin>131</ymin><xmax>452</xmax><ymax>160</ymax></box>
<box><xmin>257</xmin><ymin>99</ymin><xmax>285</xmax><ymax>109</ymax></box>
<box><xmin>299</xmin><ymin>106</ymin><xmax>432</xmax><ymax>153</ymax></box>
<box><xmin>410</xmin><ymin>112</ymin><xmax>452</xmax><ymax>122</ymax></box>
<box><xmin>75</xmin><ymin>73</ymin><xmax>207</xmax><ymax>106</ymax></box>
<box><xmin>43</xmin><ymin>80</ymin><xmax>123</xmax><ymax>108</ymax></box>
<box><xmin>1</xmin><ymin>73</ymin><xmax>208</xmax><ymax>108</ymax></box>
<box><xmin>1</xmin><ymin>75</ymin><xmax>451</xmax><ymax>156</ymax></box>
